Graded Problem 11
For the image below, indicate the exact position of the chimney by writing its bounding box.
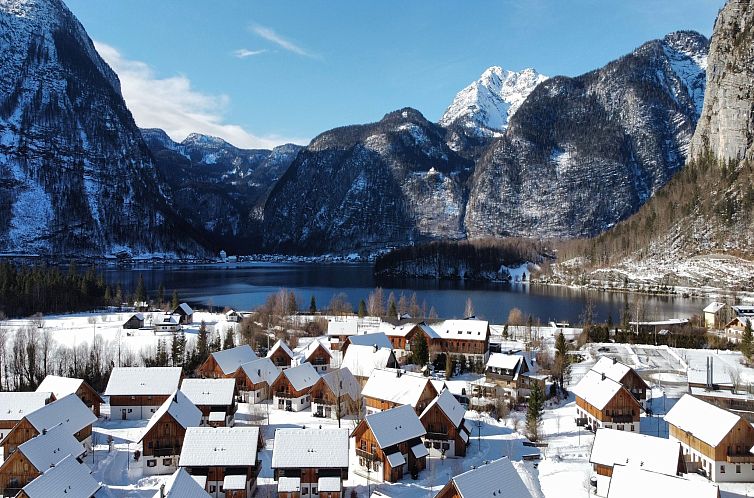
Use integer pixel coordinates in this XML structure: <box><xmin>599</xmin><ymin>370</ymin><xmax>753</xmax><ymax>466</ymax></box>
<box><xmin>257</xmin><ymin>369</ymin><xmax>261</xmax><ymax>377</ymax></box>
<box><xmin>159</xmin><ymin>483</ymin><xmax>165</xmax><ymax>498</ymax></box>
<box><xmin>612</xmin><ymin>358</ymin><xmax>617</xmax><ymax>365</ymax></box>
<box><xmin>601</xmin><ymin>373</ymin><xmax>606</xmax><ymax>381</ymax></box>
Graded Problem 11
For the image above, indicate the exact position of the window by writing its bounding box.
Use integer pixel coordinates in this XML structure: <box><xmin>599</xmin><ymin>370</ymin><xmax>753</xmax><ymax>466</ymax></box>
<box><xmin>313</xmin><ymin>487</ymin><xmax>317</xmax><ymax>494</ymax></box>
<box><xmin>210</xmin><ymin>485</ymin><xmax>216</xmax><ymax>493</ymax></box>
<box><xmin>147</xmin><ymin>459</ymin><xmax>156</xmax><ymax>467</ymax></box>
<box><xmin>128</xmin><ymin>409</ymin><xmax>133</xmax><ymax>413</ymax></box>
<box><xmin>163</xmin><ymin>458</ymin><xmax>172</xmax><ymax>466</ymax></box>
<box><xmin>721</xmin><ymin>465</ymin><xmax>726</xmax><ymax>474</ymax></box>
<box><xmin>737</xmin><ymin>465</ymin><xmax>741</xmax><ymax>474</ymax></box>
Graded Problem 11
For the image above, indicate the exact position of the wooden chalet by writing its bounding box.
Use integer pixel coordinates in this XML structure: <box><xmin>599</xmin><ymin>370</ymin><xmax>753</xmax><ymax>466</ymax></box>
<box><xmin>1</xmin><ymin>394</ymin><xmax>96</xmax><ymax>460</ymax></box>
<box><xmin>271</xmin><ymin>428</ymin><xmax>349</xmax><ymax>498</ymax></box>
<box><xmin>36</xmin><ymin>374</ymin><xmax>104</xmax><ymax>417</ymax></box>
<box><xmin>196</xmin><ymin>345</ymin><xmax>258</xmax><ymax>379</ymax></box>
<box><xmin>361</xmin><ymin>369</ymin><xmax>438</xmax><ymax>415</ymax></box>
<box><xmin>340</xmin><ymin>345</ymin><xmax>399</xmax><ymax>387</ymax></box>
<box><xmin>383</xmin><ymin>322</ymin><xmax>441</xmax><ymax>363</ymax></box>
<box><xmin>139</xmin><ymin>390</ymin><xmax>202</xmax><ymax>476</ymax></box>
<box><xmin>179</xmin><ymin>427</ymin><xmax>262</xmax><ymax>498</ymax></box>
<box><xmin>0</xmin><ymin>392</ymin><xmax>54</xmax><ymax>443</ymax></box>
<box><xmin>351</xmin><ymin>405</ymin><xmax>428</xmax><ymax>483</ymax></box>
<box><xmin>16</xmin><ymin>454</ymin><xmax>104</xmax><ymax>498</ymax></box>
<box><xmin>299</xmin><ymin>338</ymin><xmax>333</xmax><ymax>373</ymax></box>
<box><xmin>123</xmin><ymin>313</ymin><xmax>145</xmax><ymax>329</ymax></box>
<box><xmin>180</xmin><ymin>378</ymin><xmax>237</xmax><ymax>426</ymax></box>
<box><xmin>310</xmin><ymin>367</ymin><xmax>362</xmax><ymax>419</ymax></box>
<box><xmin>267</xmin><ymin>339</ymin><xmax>294</xmax><ymax>369</ymax></box>
<box><xmin>665</xmin><ymin>394</ymin><xmax>754</xmax><ymax>482</ymax></box>
<box><xmin>326</xmin><ymin>317</ymin><xmax>381</xmax><ymax>351</ymax></box>
<box><xmin>225</xmin><ymin>309</ymin><xmax>242</xmax><ymax>323</ymax></box>
<box><xmin>432</xmin><ymin>318</ymin><xmax>490</xmax><ymax>366</ymax></box>
<box><xmin>235</xmin><ymin>358</ymin><xmax>280</xmax><ymax>404</ymax></box>
<box><xmin>154</xmin><ymin>314</ymin><xmax>181</xmax><ymax>333</ymax></box>
<box><xmin>484</xmin><ymin>352</ymin><xmax>543</xmax><ymax>402</ymax></box>
<box><xmin>173</xmin><ymin>303</ymin><xmax>194</xmax><ymax>325</ymax></box>
<box><xmin>572</xmin><ymin>370</ymin><xmax>641</xmax><ymax>433</ymax></box>
<box><xmin>271</xmin><ymin>362</ymin><xmax>320</xmax><ymax>412</ymax></box>
<box><xmin>105</xmin><ymin>366</ymin><xmax>183</xmax><ymax>420</ymax></box>
<box><xmin>590</xmin><ymin>357</ymin><xmax>649</xmax><ymax>402</ymax></box>
<box><xmin>434</xmin><ymin>457</ymin><xmax>531</xmax><ymax>498</ymax></box>
<box><xmin>419</xmin><ymin>389</ymin><xmax>469</xmax><ymax>457</ymax></box>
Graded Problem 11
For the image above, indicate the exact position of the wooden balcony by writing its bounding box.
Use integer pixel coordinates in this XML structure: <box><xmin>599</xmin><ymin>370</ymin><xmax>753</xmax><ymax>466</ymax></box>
<box><xmin>606</xmin><ymin>415</ymin><xmax>636</xmax><ymax>424</ymax></box>
<box><xmin>425</xmin><ymin>432</ymin><xmax>449</xmax><ymax>441</ymax></box>
<box><xmin>356</xmin><ymin>448</ymin><xmax>377</xmax><ymax>460</ymax></box>
<box><xmin>153</xmin><ymin>446</ymin><xmax>179</xmax><ymax>457</ymax></box>
<box><xmin>727</xmin><ymin>452</ymin><xmax>754</xmax><ymax>463</ymax></box>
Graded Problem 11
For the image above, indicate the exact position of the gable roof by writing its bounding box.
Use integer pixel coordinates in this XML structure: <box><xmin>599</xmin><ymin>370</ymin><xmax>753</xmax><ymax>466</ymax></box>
<box><xmin>105</xmin><ymin>367</ymin><xmax>182</xmax><ymax>396</ymax></box>
<box><xmin>319</xmin><ymin>367</ymin><xmax>361</xmax><ymax>401</ymax></box>
<box><xmin>141</xmin><ymin>391</ymin><xmax>202</xmax><ymax>441</ymax></box>
<box><xmin>271</xmin><ymin>428</ymin><xmax>349</xmax><ymax>469</ymax></box>
<box><xmin>486</xmin><ymin>353</ymin><xmax>528</xmax><ymax>375</ymax></box>
<box><xmin>606</xmin><ymin>465</ymin><xmax>718</xmax><ymax>498</ymax></box>
<box><xmin>178</xmin><ymin>427</ymin><xmax>260</xmax><ymax>467</ymax></box>
<box><xmin>25</xmin><ymin>394</ymin><xmax>97</xmax><ymax>436</ymax></box>
<box><xmin>347</xmin><ymin>332</ymin><xmax>392</xmax><ymax>350</ymax></box>
<box><xmin>239</xmin><ymin>357</ymin><xmax>280</xmax><ymax>386</ymax></box>
<box><xmin>155</xmin><ymin>314</ymin><xmax>180</xmax><ymax>325</ymax></box>
<box><xmin>590</xmin><ymin>357</ymin><xmax>639</xmax><ymax>385</ymax></box>
<box><xmin>268</xmin><ymin>339</ymin><xmax>295</xmax><ymax>359</ymax></box>
<box><xmin>180</xmin><ymin>378</ymin><xmax>236</xmax><ymax>407</ymax></box>
<box><xmin>211</xmin><ymin>345</ymin><xmax>258</xmax><ymax>375</ymax></box>
<box><xmin>420</xmin><ymin>389</ymin><xmax>465</xmax><ymax>428</ymax></box>
<box><xmin>341</xmin><ymin>345</ymin><xmax>397</xmax><ymax>378</ymax></box>
<box><xmin>364</xmin><ymin>404</ymin><xmax>426</xmax><ymax>449</ymax></box>
<box><xmin>174</xmin><ymin>303</ymin><xmax>194</xmax><ymax>315</ymax></box>
<box><xmin>0</xmin><ymin>392</ymin><xmax>53</xmax><ymax>421</ymax></box>
<box><xmin>35</xmin><ymin>375</ymin><xmax>85</xmax><ymax>400</ymax></box>
<box><xmin>301</xmin><ymin>338</ymin><xmax>333</xmax><ymax>361</ymax></box>
<box><xmin>18</xmin><ymin>424</ymin><xmax>85</xmax><ymax>471</ymax></box>
<box><xmin>449</xmin><ymin>457</ymin><xmax>533</xmax><ymax>498</ymax></box>
<box><xmin>664</xmin><ymin>394</ymin><xmax>742</xmax><ymax>447</ymax></box>
<box><xmin>432</xmin><ymin>319</ymin><xmax>489</xmax><ymax>342</ymax></box>
<box><xmin>157</xmin><ymin>468</ymin><xmax>211</xmax><ymax>498</ymax></box>
<box><xmin>281</xmin><ymin>363</ymin><xmax>320</xmax><ymax>392</ymax></box>
<box><xmin>571</xmin><ymin>370</ymin><xmax>627</xmax><ymax>410</ymax></box>
<box><xmin>589</xmin><ymin>428</ymin><xmax>681</xmax><ymax>476</ymax></box>
<box><xmin>362</xmin><ymin>369</ymin><xmax>435</xmax><ymax>407</ymax></box>
<box><xmin>703</xmin><ymin>302</ymin><xmax>728</xmax><ymax>314</ymax></box>
<box><xmin>21</xmin><ymin>454</ymin><xmax>101</xmax><ymax>498</ymax></box>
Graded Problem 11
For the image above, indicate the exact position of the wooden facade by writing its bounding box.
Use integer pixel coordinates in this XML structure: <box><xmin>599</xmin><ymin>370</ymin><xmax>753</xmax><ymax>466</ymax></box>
<box><xmin>669</xmin><ymin>418</ymin><xmax>754</xmax><ymax>465</ymax></box>
<box><xmin>2</xmin><ymin>419</ymin><xmax>92</xmax><ymax>460</ymax></box>
<box><xmin>274</xmin><ymin>469</ymin><xmax>347</xmax><ymax>498</ymax></box>
<box><xmin>271</xmin><ymin>374</ymin><xmax>312</xmax><ymax>400</ymax></box>
<box><xmin>616</xmin><ymin>369</ymin><xmax>649</xmax><ymax>401</ymax></box>
<box><xmin>184</xmin><ymin>465</ymin><xmax>260</xmax><ymax>497</ymax></box>
<box><xmin>576</xmin><ymin>387</ymin><xmax>641</xmax><ymax>431</ymax></box>
<box><xmin>419</xmin><ymin>401</ymin><xmax>467</xmax><ymax>457</ymax></box>
<box><xmin>269</xmin><ymin>347</ymin><xmax>293</xmax><ymax>369</ymax></box>
<box><xmin>434</xmin><ymin>481</ymin><xmax>462</xmax><ymax>498</ymax></box>
<box><xmin>0</xmin><ymin>448</ymin><xmax>42</xmax><ymax>496</ymax></box>
<box><xmin>73</xmin><ymin>381</ymin><xmax>104</xmax><ymax>417</ymax></box>
<box><xmin>142</xmin><ymin>413</ymin><xmax>188</xmax><ymax>465</ymax></box>
<box><xmin>304</xmin><ymin>344</ymin><xmax>332</xmax><ymax>370</ymax></box>
<box><xmin>364</xmin><ymin>381</ymin><xmax>437</xmax><ymax>415</ymax></box>
<box><xmin>351</xmin><ymin>423</ymin><xmax>426</xmax><ymax>483</ymax></box>
<box><xmin>196</xmin><ymin>355</ymin><xmax>233</xmax><ymax>379</ymax></box>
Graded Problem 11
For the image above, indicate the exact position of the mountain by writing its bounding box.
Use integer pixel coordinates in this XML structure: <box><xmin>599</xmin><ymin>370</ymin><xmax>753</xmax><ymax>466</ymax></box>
<box><xmin>141</xmin><ymin>129</ymin><xmax>301</xmax><ymax>253</ymax></box>
<box><xmin>0</xmin><ymin>0</ymin><xmax>205</xmax><ymax>257</ymax></box>
<box><xmin>262</xmin><ymin>108</ymin><xmax>474</xmax><ymax>254</ymax></box>
<box><xmin>464</xmin><ymin>31</ymin><xmax>709</xmax><ymax>239</ymax></box>
<box><xmin>440</xmin><ymin>67</ymin><xmax>548</xmax><ymax>138</ymax></box>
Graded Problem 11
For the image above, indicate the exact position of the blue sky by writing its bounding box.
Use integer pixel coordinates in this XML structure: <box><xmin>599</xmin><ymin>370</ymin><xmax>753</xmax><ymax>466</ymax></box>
<box><xmin>66</xmin><ymin>0</ymin><xmax>724</xmax><ymax>148</ymax></box>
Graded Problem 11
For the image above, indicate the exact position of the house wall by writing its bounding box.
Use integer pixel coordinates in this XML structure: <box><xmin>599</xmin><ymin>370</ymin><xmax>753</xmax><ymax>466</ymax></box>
<box><xmin>76</xmin><ymin>382</ymin><xmax>103</xmax><ymax>417</ymax></box>
<box><xmin>306</xmin><ymin>346</ymin><xmax>332</xmax><ymax>373</ymax></box>
<box><xmin>197</xmin><ymin>356</ymin><xmax>230</xmax><ymax>379</ymax></box>
<box><xmin>142</xmin><ymin>413</ymin><xmax>187</xmax><ymax>475</ymax></box>
<box><xmin>434</xmin><ymin>482</ymin><xmax>461</xmax><ymax>498</ymax></box>
<box><xmin>352</xmin><ymin>423</ymin><xmax>425</xmax><ymax>483</ymax></box>
<box><xmin>420</xmin><ymin>402</ymin><xmax>466</xmax><ymax>457</ymax></box>
<box><xmin>575</xmin><ymin>389</ymin><xmax>640</xmax><ymax>433</ymax></box>
<box><xmin>619</xmin><ymin>370</ymin><xmax>649</xmax><ymax>401</ymax></box>
<box><xmin>0</xmin><ymin>421</ymin><xmax>17</xmax><ymax>446</ymax></box>
<box><xmin>0</xmin><ymin>450</ymin><xmax>41</xmax><ymax>494</ymax></box>
<box><xmin>364</xmin><ymin>380</ymin><xmax>436</xmax><ymax>415</ymax></box>
<box><xmin>110</xmin><ymin>395</ymin><xmax>170</xmax><ymax>420</ymax></box>
<box><xmin>269</xmin><ymin>348</ymin><xmax>293</xmax><ymax>369</ymax></box>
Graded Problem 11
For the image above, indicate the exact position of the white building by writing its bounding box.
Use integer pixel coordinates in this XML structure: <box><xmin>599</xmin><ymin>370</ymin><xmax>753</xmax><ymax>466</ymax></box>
<box><xmin>154</xmin><ymin>314</ymin><xmax>181</xmax><ymax>333</ymax></box>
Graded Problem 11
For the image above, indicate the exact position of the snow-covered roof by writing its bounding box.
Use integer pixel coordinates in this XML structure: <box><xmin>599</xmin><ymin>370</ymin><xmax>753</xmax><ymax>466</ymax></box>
<box><xmin>381</xmin><ymin>322</ymin><xmax>441</xmax><ymax>340</ymax></box>
<box><xmin>589</xmin><ymin>428</ymin><xmax>681</xmax><ymax>475</ymax></box>
<box><xmin>362</xmin><ymin>369</ymin><xmax>434</xmax><ymax>407</ymax></box>
<box><xmin>449</xmin><ymin>457</ymin><xmax>532</xmax><ymax>498</ymax></box>
<box><xmin>347</xmin><ymin>332</ymin><xmax>392</xmax><ymax>350</ymax></box>
<box><xmin>0</xmin><ymin>392</ymin><xmax>53</xmax><ymax>421</ymax></box>
<box><xmin>590</xmin><ymin>357</ymin><xmax>634</xmax><ymax>384</ymax></box>
<box><xmin>141</xmin><ymin>391</ymin><xmax>202</xmax><ymax>440</ymax></box>
<box><xmin>664</xmin><ymin>394</ymin><xmax>742</xmax><ymax>446</ymax></box>
<box><xmin>211</xmin><ymin>345</ymin><xmax>258</xmax><ymax>375</ymax></box>
<box><xmin>341</xmin><ymin>344</ymin><xmax>397</xmax><ymax>378</ymax></box>
<box><xmin>271</xmin><ymin>428</ymin><xmax>349</xmax><ymax>469</ymax></box>
<box><xmin>19</xmin><ymin>424</ymin><xmax>85</xmax><ymax>471</ymax></box>
<box><xmin>301</xmin><ymin>338</ymin><xmax>333</xmax><ymax>361</ymax></box>
<box><xmin>175</xmin><ymin>303</ymin><xmax>194</xmax><ymax>315</ymax></box>
<box><xmin>281</xmin><ymin>363</ymin><xmax>320</xmax><ymax>392</ymax></box>
<box><xmin>21</xmin><ymin>454</ymin><xmax>100</xmax><ymax>498</ymax></box>
<box><xmin>268</xmin><ymin>339</ymin><xmax>294</xmax><ymax>359</ymax></box>
<box><xmin>155</xmin><ymin>314</ymin><xmax>180</xmax><ymax>325</ymax></box>
<box><xmin>318</xmin><ymin>476</ymin><xmax>341</xmax><ymax>492</ymax></box>
<box><xmin>178</xmin><ymin>427</ymin><xmax>260</xmax><ymax>467</ymax></box>
<box><xmin>25</xmin><ymin>394</ymin><xmax>97</xmax><ymax>436</ymax></box>
<box><xmin>687</xmin><ymin>364</ymin><xmax>734</xmax><ymax>387</ymax></box>
<box><xmin>36</xmin><ymin>375</ymin><xmax>95</xmax><ymax>401</ymax></box>
<box><xmin>223</xmin><ymin>475</ymin><xmax>247</xmax><ymax>490</ymax></box>
<box><xmin>105</xmin><ymin>367</ymin><xmax>182</xmax><ymax>396</ymax></box>
<box><xmin>606</xmin><ymin>465</ymin><xmax>718</xmax><ymax>498</ymax></box>
<box><xmin>433</xmin><ymin>319</ymin><xmax>489</xmax><ymax>341</ymax></box>
<box><xmin>327</xmin><ymin>320</ymin><xmax>359</xmax><ymax>336</ymax></box>
<box><xmin>239</xmin><ymin>357</ymin><xmax>280</xmax><ymax>386</ymax></box>
<box><xmin>364</xmin><ymin>404</ymin><xmax>426</xmax><ymax>449</ymax></box>
<box><xmin>571</xmin><ymin>370</ymin><xmax>625</xmax><ymax>410</ymax></box>
<box><xmin>420</xmin><ymin>389</ymin><xmax>465</xmax><ymax>429</ymax></box>
<box><xmin>124</xmin><ymin>313</ymin><xmax>144</xmax><ymax>323</ymax></box>
<box><xmin>486</xmin><ymin>353</ymin><xmax>527</xmax><ymax>372</ymax></box>
<box><xmin>733</xmin><ymin>305</ymin><xmax>754</xmax><ymax>316</ymax></box>
<box><xmin>180</xmin><ymin>378</ymin><xmax>236</xmax><ymax>407</ymax></box>
<box><xmin>319</xmin><ymin>368</ymin><xmax>361</xmax><ymax>401</ymax></box>
<box><xmin>278</xmin><ymin>477</ymin><xmax>300</xmax><ymax>493</ymax></box>
<box><xmin>703</xmin><ymin>302</ymin><xmax>727</xmax><ymax>314</ymax></box>
<box><xmin>156</xmin><ymin>468</ymin><xmax>210</xmax><ymax>498</ymax></box>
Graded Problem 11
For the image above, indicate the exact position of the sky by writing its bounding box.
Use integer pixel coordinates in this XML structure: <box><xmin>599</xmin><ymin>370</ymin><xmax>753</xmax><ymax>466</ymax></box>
<box><xmin>66</xmin><ymin>0</ymin><xmax>725</xmax><ymax>149</ymax></box>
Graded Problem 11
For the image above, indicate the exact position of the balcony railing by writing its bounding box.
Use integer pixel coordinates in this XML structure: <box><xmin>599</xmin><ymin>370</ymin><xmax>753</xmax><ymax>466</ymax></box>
<box><xmin>425</xmin><ymin>432</ymin><xmax>449</xmax><ymax>441</ymax></box>
<box><xmin>607</xmin><ymin>415</ymin><xmax>636</xmax><ymax>424</ymax></box>
<box><xmin>153</xmin><ymin>446</ymin><xmax>179</xmax><ymax>457</ymax></box>
<box><xmin>356</xmin><ymin>448</ymin><xmax>377</xmax><ymax>460</ymax></box>
<box><xmin>274</xmin><ymin>391</ymin><xmax>297</xmax><ymax>399</ymax></box>
<box><xmin>727</xmin><ymin>452</ymin><xmax>754</xmax><ymax>463</ymax></box>
<box><xmin>312</xmin><ymin>398</ymin><xmax>333</xmax><ymax>406</ymax></box>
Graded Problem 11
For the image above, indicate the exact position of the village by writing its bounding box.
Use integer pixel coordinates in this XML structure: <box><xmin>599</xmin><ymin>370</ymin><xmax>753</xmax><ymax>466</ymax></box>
<box><xmin>1</xmin><ymin>296</ymin><xmax>754</xmax><ymax>498</ymax></box>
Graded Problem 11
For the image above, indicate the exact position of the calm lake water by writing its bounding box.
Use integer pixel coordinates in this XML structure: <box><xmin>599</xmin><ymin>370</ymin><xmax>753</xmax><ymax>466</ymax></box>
<box><xmin>102</xmin><ymin>262</ymin><xmax>706</xmax><ymax>324</ymax></box>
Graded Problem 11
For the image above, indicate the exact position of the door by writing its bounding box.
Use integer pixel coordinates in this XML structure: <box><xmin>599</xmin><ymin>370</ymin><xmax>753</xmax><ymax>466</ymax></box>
<box><xmin>121</xmin><ymin>408</ymin><xmax>127</xmax><ymax>420</ymax></box>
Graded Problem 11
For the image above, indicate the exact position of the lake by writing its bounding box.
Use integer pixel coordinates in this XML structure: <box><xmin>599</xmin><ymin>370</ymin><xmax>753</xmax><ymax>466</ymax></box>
<box><xmin>102</xmin><ymin>262</ymin><xmax>706</xmax><ymax>325</ymax></box>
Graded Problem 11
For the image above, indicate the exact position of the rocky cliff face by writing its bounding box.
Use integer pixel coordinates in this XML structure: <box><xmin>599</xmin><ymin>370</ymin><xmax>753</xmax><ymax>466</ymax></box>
<box><xmin>0</xmin><ymin>0</ymin><xmax>204</xmax><ymax>257</ymax></box>
<box><xmin>690</xmin><ymin>0</ymin><xmax>754</xmax><ymax>161</ymax></box>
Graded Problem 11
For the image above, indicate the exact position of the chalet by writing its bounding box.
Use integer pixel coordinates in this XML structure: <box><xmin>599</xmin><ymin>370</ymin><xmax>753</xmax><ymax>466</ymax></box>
<box><xmin>0</xmin><ymin>424</ymin><xmax>86</xmax><ymax>497</ymax></box>
<box><xmin>723</xmin><ymin>316</ymin><xmax>753</xmax><ymax>344</ymax></box>
<box><xmin>225</xmin><ymin>309</ymin><xmax>242</xmax><ymax>323</ymax></box>
<box><xmin>271</xmin><ymin>428</ymin><xmax>349</xmax><ymax>498</ymax></box>
<box><xmin>105</xmin><ymin>366</ymin><xmax>183</xmax><ymax>420</ymax></box>
<box><xmin>140</xmin><ymin>390</ymin><xmax>202</xmax><ymax>476</ymax></box>
<box><xmin>36</xmin><ymin>374</ymin><xmax>104</xmax><ymax>417</ymax></box>
<box><xmin>17</xmin><ymin>454</ymin><xmax>104</xmax><ymax>498</ymax></box>
<box><xmin>173</xmin><ymin>303</ymin><xmax>194</xmax><ymax>325</ymax></box>
<box><xmin>704</xmin><ymin>302</ymin><xmax>734</xmax><ymax>329</ymax></box>
<box><xmin>310</xmin><ymin>367</ymin><xmax>362</xmax><ymax>419</ymax></box>
<box><xmin>590</xmin><ymin>357</ymin><xmax>649</xmax><ymax>402</ymax></box>
<box><xmin>1</xmin><ymin>393</ymin><xmax>97</xmax><ymax>460</ymax></box>
<box><xmin>297</xmin><ymin>338</ymin><xmax>333</xmax><ymax>373</ymax></box>
<box><xmin>605</xmin><ymin>465</ymin><xmax>720</xmax><ymax>498</ymax></box>
<box><xmin>340</xmin><ymin>345</ymin><xmax>399</xmax><ymax>387</ymax></box>
<box><xmin>382</xmin><ymin>322</ymin><xmax>441</xmax><ymax>363</ymax></box>
<box><xmin>196</xmin><ymin>345</ymin><xmax>258</xmax><ymax>379</ymax></box>
<box><xmin>434</xmin><ymin>457</ymin><xmax>532</xmax><ymax>498</ymax></box>
<box><xmin>326</xmin><ymin>317</ymin><xmax>381</xmax><ymax>351</ymax></box>
<box><xmin>419</xmin><ymin>389</ymin><xmax>469</xmax><ymax>457</ymax></box>
<box><xmin>433</xmin><ymin>318</ymin><xmax>490</xmax><ymax>366</ymax></box>
<box><xmin>123</xmin><ymin>313</ymin><xmax>145</xmax><ymax>329</ymax></box>
<box><xmin>572</xmin><ymin>370</ymin><xmax>641</xmax><ymax>433</ymax></box>
<box><xmin>589</xmin><ymin>428</ymin><xmax>685</xmax><ymax>496</ymax></box>
<box><xmin>154</xmin><ymin>314</ymin><xmax>181</xmax><ymax>333</ymax></box>
<box><xmin>361</xmin><ymin>368</ymin><xmax>438</xmax><ymax>415</ymax></box>
<box><xmin>156</xmin><ymin>468</ymin><xmax>211</xmax><ymax>498</ymax></box>
<box><xmin>351</xmin><ymin>404</ymin><xmax>427</xmax><ymax>483</ymax></box>
<box><xmin>180</xmin><ymin>378</ymin><xmax>237</xmax><ymax>426</ymax></box>
<box><xmin>235</xmin><ymin>358</ymin><xmax>280</xmax><ymax>403</ymax></box>
<box><xmin>484</xmin><ymin>353</ymin><xmax>541</xmax><ymax>402</ymax></box>
<box><xmin>341</xmin><ymin>332</ymin><xmax>393</xmax><ymax>355</ymax></box>
<box><xmin>179</xmin><ymin>426</ymin><xmax>261</xmax><ymax>498</ymax></box>
<box><xmin>665</xmin><ymin>394</ymin><xmax>754</xmax><ymax>482</ymax></box>
<box><xmin>0</xmin><ymin>392</ymin><xmax>54</xmax><ymax>442</ymax></box>
<box><xmin>271</xmin><ymin>362</ymin><xmax>320</xmax><ymax>411</ymax></box>
<box><xmin>267</xmin><ymin>339</ymin><xmax>295</xmax><ymax>369</ymax></box>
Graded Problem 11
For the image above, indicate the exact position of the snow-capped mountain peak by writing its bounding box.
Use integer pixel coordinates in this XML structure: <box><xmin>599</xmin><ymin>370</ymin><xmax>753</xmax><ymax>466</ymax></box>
<box><xmin>440</xmin><ymin>66</ymin><xmax>548</xmax><ymax>136</ymax></box>
<box><xmin>660</xmin><ymin>31</ymin><xmax>709</xmax><ymax>117</ymax></box>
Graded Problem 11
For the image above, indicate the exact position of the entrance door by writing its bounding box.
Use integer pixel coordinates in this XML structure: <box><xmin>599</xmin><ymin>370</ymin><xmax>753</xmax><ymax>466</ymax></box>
<box><xmin>121</xmin><ymin>408</ymin><xmax>127</xmax><ymax>420</ymax></box>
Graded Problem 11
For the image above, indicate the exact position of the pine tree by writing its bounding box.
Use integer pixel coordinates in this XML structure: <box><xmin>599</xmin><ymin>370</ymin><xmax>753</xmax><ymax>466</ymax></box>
<box><xmin>742</xmin><ymin>320</ymin><xmax>753</xmax><ymax>361</ymax></box>
<box><xmin>287</xmin><ymin>291</ymin><xmax>298</xmax><ymax>315</ymax></box>
<box><xmin>223</xmin><ymin>328</ymin><xmax>235</xmax><ymax>350</ymax></box>
<box><xmin>157</xmin><ymin>283</ymin><xmax>165</xmax><ymax>306</ymax></box>
<box><xmin>171</xmin><ymin>290</ymin><xmax>179</xmax><ymax>310</ymax></box>
<box><xmin>410</xmin><ymin>333</ymin><xmax>429</xmax><ymax>367</ymax></box>
<box><xmin>554</xmin><ymin>332</ymin><xmax>570</xmax><ymax>391</ymax></box>
<box><xmin>309</xmin><ymin>295</ymin><xmax>317</xmax><ymax>314</ymax></box>
<box><xmin>388</xmin><ymin>294</ymin><xmax>397</xmax><ymax>318</ymax></box>
<box><xmin>358</xmin><ymin>299</ymin><xmax>367</xmax><ymax>318</ymax></box>
<box><xmin>526</xmin><ymin>381</ymin><xmax>545</xmax><ymax>441</ymax></box>
<box><xmin>197</xmin><ymin>321</ymin><xmax>209</xmax><ymax>362</ymax></box>
<box><xmin>135</xmin><ymin>274</ymin><xmax>146</xmax><ymax>304</ymax></box>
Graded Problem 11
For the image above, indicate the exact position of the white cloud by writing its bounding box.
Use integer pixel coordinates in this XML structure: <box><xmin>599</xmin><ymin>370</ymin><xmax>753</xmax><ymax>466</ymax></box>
<box><xmin>233</xmin><ymin>48</ymin><xmax>266</xmax><ymax>59</ymax></box>
<box><xmin>95</xmin><ymin>41</ymin><xmax>303</xmax><ymax>149</ymax></box>
<box><xmin>251</xmin><ymin>23</ymin><xmax>318</xmax><ymax>58</ymax></box>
